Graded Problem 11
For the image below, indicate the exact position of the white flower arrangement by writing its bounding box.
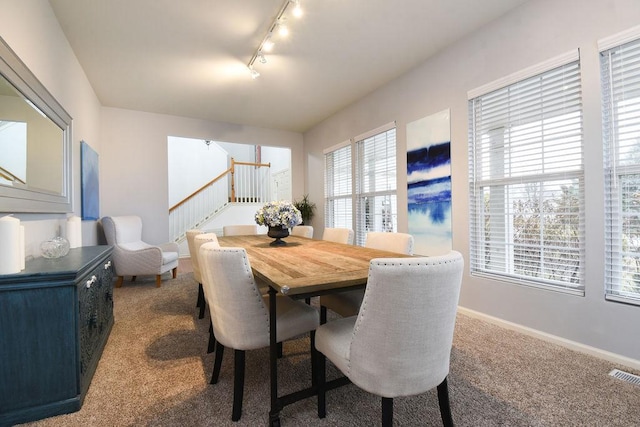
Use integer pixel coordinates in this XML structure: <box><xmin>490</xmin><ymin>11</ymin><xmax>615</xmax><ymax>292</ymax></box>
<box><xmin>255</xmin><ymin>200</ymin><xmax>302</xmax><ymax>229</ymax></box>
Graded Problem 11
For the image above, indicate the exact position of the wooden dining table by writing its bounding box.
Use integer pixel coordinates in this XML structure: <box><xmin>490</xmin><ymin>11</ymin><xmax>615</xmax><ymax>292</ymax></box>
<box><xmin>217</xmin><ymin>234</ymin><xmax>412</xmax><ymax>426</ymax></box>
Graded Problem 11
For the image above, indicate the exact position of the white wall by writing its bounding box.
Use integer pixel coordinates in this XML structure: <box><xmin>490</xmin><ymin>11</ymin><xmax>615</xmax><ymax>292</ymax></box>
<box><xmin>303</xmin><ymin>0</ymin><xmax>640</xmax><ymax>363</ymax></box>
<box><xmin>0</xmin><ymin>0</ymin><xmax>103</xmax><ymax>254</ymax></box>
<box><xmin>167</xmin><ymin>137</ymin><xmax>229</xmax><ymax>207</ymax></box>
<box><xmin>100</xmin><ymin>107</ymin><xmax>304</xmax><ymax>244</ymax></box>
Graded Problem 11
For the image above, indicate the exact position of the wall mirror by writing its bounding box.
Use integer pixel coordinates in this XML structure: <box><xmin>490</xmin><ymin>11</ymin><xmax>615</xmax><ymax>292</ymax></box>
<box><xmin>0</xmin><ymin>36</ymin><xmax>72</xmax><ymax>213</ymax></box>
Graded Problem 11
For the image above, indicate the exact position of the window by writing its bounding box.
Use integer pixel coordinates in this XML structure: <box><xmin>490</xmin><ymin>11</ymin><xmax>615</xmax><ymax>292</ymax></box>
<box><xmin>324</xmin><ymin>141</ymin><xmax>352</xmax><ymax>230</ymax></box>
<box><xmin>601</xmin><ymin>30</ymin><xmax>640</xmax><ymax>305</ymax></box>
<box><xmin>355</xmin><ymin>127</ymin><xmax>397</xmax><ymax>245</ymax></box>
<box><xmin>468</xmin><ymin>51</ymin><xmax>585</xmax><ymax>293</ymax></box>
<box><xmin>324</xmin><ymin>123</ymin><xmax>397</xmax><ymax>245</ymax></box>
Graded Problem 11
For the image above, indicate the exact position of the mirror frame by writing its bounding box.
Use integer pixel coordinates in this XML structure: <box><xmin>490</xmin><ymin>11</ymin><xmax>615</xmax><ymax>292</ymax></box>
<box><xmin>0</xmin><ymin>36</ymin><xmax>72</xmax><ymax>213</ymax></box>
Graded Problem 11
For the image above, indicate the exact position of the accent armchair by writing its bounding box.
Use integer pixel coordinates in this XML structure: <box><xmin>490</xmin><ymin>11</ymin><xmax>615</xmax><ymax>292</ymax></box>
<box><xmin>101</xmin><ymin>215</ymin><xmax>179</xmax><ymax>288</ymax></box>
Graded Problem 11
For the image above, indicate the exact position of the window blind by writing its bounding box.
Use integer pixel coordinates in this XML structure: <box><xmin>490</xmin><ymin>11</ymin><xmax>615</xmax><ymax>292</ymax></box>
<box><xmin>468</xmin><ymin>57</ymin><xmax>585</xmax><ymax>293</ymax></box>
<box><xmin>601</xmin><ymin>33</ymin><xmax>640</xmax><ymax>305</ymax></box>
<box><xmin>355</xmin><ymin>128</ymin><xmax>397</xmax><ymax>246</ymax></box>
<box><xmin>324</xmin><ymin>143</ymin><xmax>352</xmax><ymax>229</ymax></box>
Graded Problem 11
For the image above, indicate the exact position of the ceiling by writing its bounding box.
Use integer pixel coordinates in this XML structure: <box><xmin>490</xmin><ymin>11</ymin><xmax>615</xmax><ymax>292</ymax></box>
<box><xmin>48</xmin><ymin>0</ymin><xmax>528</xmax><ymax>133</ymax></box>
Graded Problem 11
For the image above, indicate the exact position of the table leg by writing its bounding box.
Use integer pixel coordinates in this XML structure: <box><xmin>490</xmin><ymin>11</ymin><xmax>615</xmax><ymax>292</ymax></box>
<box><xmin>268</xmin><ymin>286</ymin><xmax>281</xmax><ymax>427</ymax></box>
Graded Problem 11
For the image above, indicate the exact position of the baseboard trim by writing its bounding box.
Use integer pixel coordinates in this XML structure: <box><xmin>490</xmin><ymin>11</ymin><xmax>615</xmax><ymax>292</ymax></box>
<box><xmin>457</xmin><ymin>306</ymin><xmax>640</xmax><ymax>372</ymax></box>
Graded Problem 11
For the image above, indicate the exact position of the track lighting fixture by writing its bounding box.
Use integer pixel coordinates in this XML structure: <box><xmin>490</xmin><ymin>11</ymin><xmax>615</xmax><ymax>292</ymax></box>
<box><xmin>278</xmin><ymin>19</ymin><xmax>289</xmax><ymax>37</ymax></box>
<box><xmin>262</xmin><ymin>37</ymin><xmax>274</xmax><ymax>52</ymax></box>
<box><xmin>247</xmin><ymin>0</ymin><xmax>303</xmax><ymax>78</ymax></box>
<box><xmin>291</xmin><ymin>0</ymin><xmax>303</xmax><ymax>18</ymax></box>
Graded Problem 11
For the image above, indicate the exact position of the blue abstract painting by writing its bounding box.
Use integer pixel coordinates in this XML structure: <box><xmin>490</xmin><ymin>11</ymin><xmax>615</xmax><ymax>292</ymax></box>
<box><xmin>81</xmin><ymin>141</ymin><xmax>100</xmax><ymax>220</ymax></box>
<box><xmin>406</xmin><ymin>109</ymin><xmax>452</xmax><ymax>256</ymax></box>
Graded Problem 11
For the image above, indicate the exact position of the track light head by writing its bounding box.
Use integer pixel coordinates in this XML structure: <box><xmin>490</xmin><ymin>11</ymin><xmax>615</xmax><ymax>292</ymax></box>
<box><xmin>291</xmin><ymin>0</ymin><xmax>303</xmax><ymax>17</ymax></box>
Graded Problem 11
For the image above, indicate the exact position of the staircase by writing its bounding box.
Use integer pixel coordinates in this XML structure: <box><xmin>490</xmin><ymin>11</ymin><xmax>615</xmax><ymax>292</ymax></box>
<box><xmin>169</xmin><ymin>158</ymin><xmax>271</xmax><ymax>242</ymax></box>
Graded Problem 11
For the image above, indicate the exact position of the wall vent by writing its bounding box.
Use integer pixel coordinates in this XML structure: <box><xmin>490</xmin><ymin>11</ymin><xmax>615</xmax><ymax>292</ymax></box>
<box><xmin>609</xmin><ymin>369</ymin><xmax>640</xmax><ymax>386</ymax></box>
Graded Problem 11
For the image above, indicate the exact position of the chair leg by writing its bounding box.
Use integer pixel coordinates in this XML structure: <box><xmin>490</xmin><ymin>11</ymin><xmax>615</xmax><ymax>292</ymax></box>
<box><xmin>382</xmin><ymin>397</ymin><xmax>393</xmax><ymax>427</ymax></box>
<box><xmin>316</xmin><ymin>350</ymin><xmax>326</xmax><ymax>418</ymax></box>
<box><xmin>232</xmin><ymin>349</ymin><xmax>245</xmax><ymax>421</ymax></box>
<box><xmin>207</xmin><ymin>320</ymin><xmax>216</xmax><ymax>353</ymax></box>
<box><xmin>115</xmin><ymin>276</ymin><xmax>124</xmax><ymax>288</ymax></box>
<box><xmin>196</xmin><ymin>283</ymin><xmax>204</xmax><ymax>307</ymax></box>
<box><xmin>210</xmin><ymin>342</ymin><xmax>224</xmax><ymax>384</ymax></box>
<box><xmin>198</xmin><ymin>284</ymin><xmax>206</xmax><ymax>319</ymax></box>
<box><xmin>320</xmin><ymin>306</ymin><xmax>327</xmax><ymax>324</ymax></box>
<box><xmin>155</xmin><ymin>275</ymin><xmax>162</xmax><ymax>287</ymax></box>
<box><xmin>437</xmin><ymin>377</ymin><xmax>454</xmax><ymax>427</ymax></box>
<box><xmin>310</xmin><ymin>330</ymin><xmax>317</xmax><ymax>387</ymax></box>
<box><xmin>172</xmin><ymin>267</ymin><xmax>178</xmax><ymax>278</ymax></box>
<box><xmin>277</xmin><ymin>341</ymin><xmax>283</xmax><ymax>358</ymax></box>
<box><xmin>131</xmin><ymin>275</ymin><xmax>137</xmax><ymax>282</ymax></box>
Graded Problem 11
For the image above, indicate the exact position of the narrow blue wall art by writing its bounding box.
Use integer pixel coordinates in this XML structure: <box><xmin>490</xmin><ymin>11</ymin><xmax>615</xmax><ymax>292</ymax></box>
<box><xmin>406</xmin><ymin>109</ymin><xmax>452</xmax><ymax>256</ymax></box>
<box><xmin>81</xmin><ymin>141</ymin><xmax>100</xmax><ymax>220</ymax></box>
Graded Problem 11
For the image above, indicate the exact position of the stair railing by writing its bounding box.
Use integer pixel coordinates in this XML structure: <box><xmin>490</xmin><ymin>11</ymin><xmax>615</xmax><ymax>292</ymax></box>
<box><xmin>169</xmin><ymin>158</ymin><xmax>271</xmax><ymax>241</ymax></box>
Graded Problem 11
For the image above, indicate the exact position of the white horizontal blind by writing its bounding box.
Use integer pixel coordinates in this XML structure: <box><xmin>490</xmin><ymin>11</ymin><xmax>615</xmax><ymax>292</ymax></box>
<box><xmin>602</xmin><ymin>34</ymin><xmax>640</xmax><ymax>305</ymax></box>
<box><xmin>468</xmin><ymin>58</ymin><xmax>585</xmax><ymax>293</ymax></box>
<box><xmin>354</xmin><ymin>128</ymin><xmax>397</xmax><ymax>246</ymax></box>
<box><xmin>324</xmin><ymin>143</ymin><xmax>353</xmax><ymax>229</ymax></box>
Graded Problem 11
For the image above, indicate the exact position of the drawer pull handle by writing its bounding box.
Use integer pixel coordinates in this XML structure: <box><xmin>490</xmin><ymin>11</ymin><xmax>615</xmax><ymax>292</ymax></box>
<box><xmin>85</xmin><ymin>275</ymin><xmax>97</xmax><ymax>288</ymax></box>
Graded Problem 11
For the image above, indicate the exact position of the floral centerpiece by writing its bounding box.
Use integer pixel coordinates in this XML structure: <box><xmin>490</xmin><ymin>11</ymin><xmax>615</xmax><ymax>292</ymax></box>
<box><xmin>255</xmin><ymin>200</ymin><xmax>302</xmax><ymax>228</ymax></box>
<box><xmin>255</xmin><ymin>201</ymin><xmax>302</xmax><ymax>245</ymax></box>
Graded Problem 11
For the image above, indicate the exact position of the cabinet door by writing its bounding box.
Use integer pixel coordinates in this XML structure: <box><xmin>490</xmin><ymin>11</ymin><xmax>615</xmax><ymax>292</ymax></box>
<box><xmin>78</xmin><ymin>257</ymin><xmax>114</xmax><ymax>392</ymax></box>
<box><xmin>96</xmin><ymin>259</ymin><xmax>114</xmax><ymax>335</ymax></box>
<box><xmin>78</xmin><ymin>269</ymin><xmax>99</xmax><ymax>381</ymax></box>
<box><xmin>0</xmin><ymin>286</ymin><xmax>77</xmax><ymax>413</ymax></box>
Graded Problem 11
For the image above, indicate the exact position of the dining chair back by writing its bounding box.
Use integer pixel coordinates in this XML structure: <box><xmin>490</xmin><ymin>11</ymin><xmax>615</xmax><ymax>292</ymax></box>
<box><xmin>186</xmin><ymin>231</ymin><xmax>218</xmax><ymax>318</ymax></box>
<box><xmin>193</xmin><ymin>233</ymin><xmax>219</xmax><ymax>351</ymax></box>
<box><xmin>315</xmin><ymin>251</ymin><xmax>464</xmax><ymax>426</ymax></box>
<box><xmin>198</xmin><ymin>244</ymin><xmax>319</xmax><ymax>421</ymax></box>
<box><xmin>222</xmin><ymin>224</ymin><xmax>258</xmax><ymax>236</ymax></box>
<box><xmin>322</xmin><ymin>227</ymin><xmax>354</xmax><ymax>244</ymax></box>
<box><xmin>364</xmin><ymin>231</ymin><xmax>414</xmax><ymax>255</ymax></box>
<box><xmin>320</xmin><ymin>231</ymin><xmax>414</xmax><ymax>319</ymax></box>
<box><xmin>186</xmin><ymin>229</ymin><xmax>204</xmax><ymax>316</ymax></box>
<box><xmin>291</xmin><ymin>225</ymin><xmax>314</xmax><ymax>238</ymax></box>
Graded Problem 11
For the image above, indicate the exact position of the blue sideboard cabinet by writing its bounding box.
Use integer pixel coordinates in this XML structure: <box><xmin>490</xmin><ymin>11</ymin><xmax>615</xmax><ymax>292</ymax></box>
<box><xmin>0</xmin><ymin>246</ymin><xmax>114</xmax><ymax>426</ymax></box>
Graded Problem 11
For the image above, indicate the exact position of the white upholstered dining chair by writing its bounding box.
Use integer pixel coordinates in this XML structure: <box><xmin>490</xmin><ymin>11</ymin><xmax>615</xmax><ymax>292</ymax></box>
<box><xmin>186</xmin><ymin>229</ymin><xmax>205</xmax><ymax>318</ymax></box>
<box><xmin>291</xmin><ymin>225</ymin><xmax>314</xmax><ymax>238</ymax></box>
<box><xmin>315</xmin><ymin>251</ymin><xmax>464</xmax><ymax>426</ymax></box>
<box><xmin>192</xmin><ymin>233</ymin><xmax>220</xmax><ymax>352</ymax></box>
<box><xmin>198</xmin><ymin>244</ymin><xmax>319</xmax><ymax>421</ymax></box>
<box><xmin>322</xmin><ymin>227</ymin><xmax>354</xmax><ymax>244</ymax></box>
<box><xmin>101</xmin><ymin>215</ymin><xmax>179</xmax><ymax>288</ymax></box>
<box><xmin>187</xmin><ymin>230</ymin><xmax>220</xmax><ymax>319</ymax></box>
<box><xmin>320</xmin><ymin>231</ymin><xmax>414</xmax><ymax>321</ymax></box>
<box><xmin>222</xmin><ymin>224</ymin><xmax>258</xmax><ymax>236</ymax></box>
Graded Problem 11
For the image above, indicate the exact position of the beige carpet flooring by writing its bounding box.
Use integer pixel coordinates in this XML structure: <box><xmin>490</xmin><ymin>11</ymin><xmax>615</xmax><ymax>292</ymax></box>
<box><xmin>18</xmin><ymin>263</ymin><xmax>640</xmax><ymax>426</ymax></box>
